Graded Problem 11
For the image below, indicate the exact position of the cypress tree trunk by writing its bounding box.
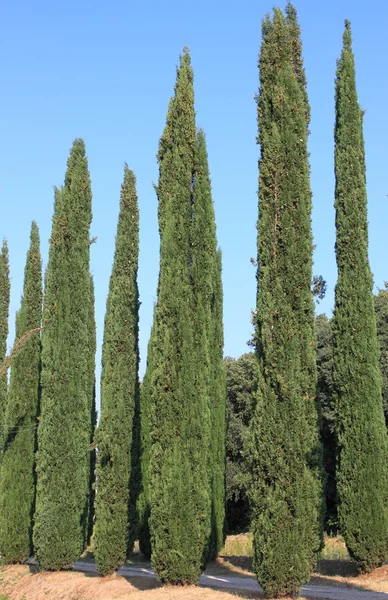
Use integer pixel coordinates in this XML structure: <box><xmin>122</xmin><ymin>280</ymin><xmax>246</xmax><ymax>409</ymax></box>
<box><xmin>148</xmin><ymin>49</ymin><xmax>211</xmax><ymax>585</ymax></box>
<box><xmin>194</xmin><ymin>131</ymin><xmax>226</xmax><ymax>560</ymax></box>
<box><xmin>332</xmin><ymin>22</ymin><xmax>388</xmax><ymax>572</ymax></box>
<box><xmin>250</xmin><ymin>6</ymin><xmax>322</xmax><ymax>597</ymax></box>
<box><xmin>33</xmin><ymin>139</ymin><xmax>93</xmax><ymax>570</ymax></box>
<box><xmin>94</xmin><ymin>165</ymin><xmax>140</xmax><ymax>575</ymax></box>
<box><xmin>0</xmin><ymin>241</ymin><xmax>10</xmax><ymax>438</ymax></box>
<box><xmin>0</xmin><ymin>222</ymin><xmax>42</xmax><ymax>563</ymax></box>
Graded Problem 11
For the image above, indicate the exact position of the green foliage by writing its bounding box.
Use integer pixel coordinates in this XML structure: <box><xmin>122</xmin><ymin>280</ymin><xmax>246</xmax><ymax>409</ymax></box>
<box><xmin>225</xmin><ymin>353</ymin><xmax>256</xmax><ymax>533</ymax></box>
<box><xmin>33</xmin><ymin>139</ymin><xmax>93</xmax><ymax>570</ymax></box>
<box><xmin>208</xmin><ymin>249</ymin><xmax>226</xmax><ymax>558</ymax></box>
<box><xmin>315</xmin><ymin>314</ymin><xmax>337</xmax><ymax>533</ymax></box>
<box><xmin>0</xmin><ymin>241</ymin><xmax>10</xmax><ymax>437</ymax></box>
<box><xmin>0</xmin><ymin>223</ymin><xmax>42</xmax><ymax>563</ymax></box>
<box><xmin>137</xmin><ymin>333</ymin><xmax>153</xmax><ymax>559</ymax></box>
<box><xmin>250</xmin><ymin>5</ymin><xmax>322</xmax><ymax>597</ymax></box>
<box><xmin>374</xmin><ymin>284</ymin><xmax>388</xmax><ymax>425</ymax></box>
<box><xmin>193</xmin><ymin>132</ymin><xmax>226</xmax><ymax>560</ymax></box>
<box><xmin>148</xmin><ymin>50</ymin><xmax>211</xmax><ymax>585</ymax></box>
<box><xmin>94</xmin><ymin>166</ymin><xmax>140</xmax><ymax>576</ymax></box>
<box><xmin>332</xmin><ymin>22</ymin><xmax>388</xmax><ymax>572</ymax></box>
<box><xmin>87</xmin><ymin>275</ymin><xmax>97</xmax><ymax>546</ymax></box>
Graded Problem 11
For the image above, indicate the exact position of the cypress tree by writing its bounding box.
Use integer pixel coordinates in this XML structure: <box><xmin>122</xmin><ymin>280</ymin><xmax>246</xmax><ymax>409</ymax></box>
<box><xmin>332</xmin><ymin>22</ymin><xmax>388</xmax><ymax>571</ymax></box>
<box><xmin>193</xmin><ymin>131</ymin><xmax>226</xmax><ymax>559</ymax></box>
<box><xmin>33</xmin><ymin>139</ymin><xmax>93</xmax><ymax>570</ymax></box>
<box><xmin>0</xmin><ymin>222</ymin><xmax>42</xmax><ymax>563</ymax></box>
<box><xmin>0</xmin><ymin>241</ymin><xmax>10</xmax><ymax>437</ymax></box>
<box><xmin>250</xmin><ymin>6</ymin><xmax>322</xmax><ymax>597</ymax></box>
<box><xmin>148</xmin><ymin>49</ymin><xmax>211</xmax><ymax>585</ymax></box>
<box><xmin>94</xmin><ymin>165</ymin><xmax>140</xmax><ymax>575</ymax></box>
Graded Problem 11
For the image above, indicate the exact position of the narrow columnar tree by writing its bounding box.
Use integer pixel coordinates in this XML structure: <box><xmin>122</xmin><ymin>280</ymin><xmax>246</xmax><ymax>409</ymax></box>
<box><xmin>33</xmin><ymin>139</ymin><xmax>93</xmax><ymax>570</ymax></box>
<box><xmin>332</xmin><ymin>22</ymin><xmax>388</xmax><ymax>572</ymax></box>
<box><xmin>250</xmin><ymin>6</ymin><xmax>322</xmax><ymax>597</ymax></box>
<box><xmin>94</xmin><ymin>165</ymin><xmax>140</xmax><ymax>575</ymax></box>
<box><xmin>148</xmin><ymin>49</ymin><xmax>211</xmax><ymax>585</ymax></box>
<box><xmin>0</xmin><ymin>222</ymin><xmax>42</xmax><ymax>563</ymax></box>
<box><xmin>0</xmin><ymin>240</ymin><xmax>10</xmax><ymax>436</ymax></box>
<box><xmin>193</xmin><ymin>130</ymin><xmax>226</xmax><ymax>559</ymax></box>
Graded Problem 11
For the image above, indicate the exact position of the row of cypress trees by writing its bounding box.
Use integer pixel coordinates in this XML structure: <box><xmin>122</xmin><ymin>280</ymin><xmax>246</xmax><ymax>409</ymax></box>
<box><xmin>1</xmin><ymin>6</ymin><xmax>387</xmax><ymax>598</ymax></box>
<box><xmin>0</xmin><ymin>52</ymin><xmax>226</xmax><ymax>583</ymax></box>
<box><xmin>249</xmin><ymin>6</ymin><xmax>388</xmax><ymax>597</ymax></box>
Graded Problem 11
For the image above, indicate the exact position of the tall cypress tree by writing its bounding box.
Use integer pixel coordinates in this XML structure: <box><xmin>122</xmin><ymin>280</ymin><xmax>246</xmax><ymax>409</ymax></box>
<box><xmin>0</xmin><ymin>222</ymin><xmax>42</xmax><ymax>563</ymax></box>
<box><xmin>0</xmin><ymin>241</ymin><xmax>10</xmax><ymax>437</ymax></box>
<box><xmin>193</xmin><ymin>130</ymin><xmax>226</xmax><ymax>559</ymax></box>
<box><xmin>148</xmin><ymin>49</ymin><xmax>211</xmax><ymax>585</ymax></box>
<box><xmin>250</xmin><ymin>6</ymin><xmax>322</xmax><ymax>597</ymax></box>
<box><xmin>332</xmin><ymin>22</ymin><xmax>388</xmax><ymax>572</ymax></box>
<box><xmin>94</xmin><ymin>165</ymin><xmax>140</xmax><ymax>575</ymax></box>
<box><xmin>33</xmin><ymin>139</ymin><xmax>93</xmax><ymax>570</ymax></box>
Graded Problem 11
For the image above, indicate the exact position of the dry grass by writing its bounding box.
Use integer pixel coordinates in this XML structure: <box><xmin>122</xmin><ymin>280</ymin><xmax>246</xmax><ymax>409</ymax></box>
<box><xmin>0</xmin><ymin>565</ymin><xmax>328</xmax><ymax>600</ymax></box>
<box><xmin>1</xmin><ymin>534</ymin><xmax>388</xmax><ymax>600</ymax></box>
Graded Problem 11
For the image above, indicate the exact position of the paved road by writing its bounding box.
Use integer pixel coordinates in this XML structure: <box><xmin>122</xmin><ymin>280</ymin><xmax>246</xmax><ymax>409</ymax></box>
<box><xmin>74</xmin><ymin>560</ymin><xmax>388</xmax><ymax>600</ymax></box>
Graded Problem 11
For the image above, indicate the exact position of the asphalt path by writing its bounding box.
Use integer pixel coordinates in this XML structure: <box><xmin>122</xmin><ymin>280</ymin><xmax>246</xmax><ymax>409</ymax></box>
<box><xmin>73</xmin><ymin>560</ymin><xmax>388</xmax><ymax>600</ymax></box>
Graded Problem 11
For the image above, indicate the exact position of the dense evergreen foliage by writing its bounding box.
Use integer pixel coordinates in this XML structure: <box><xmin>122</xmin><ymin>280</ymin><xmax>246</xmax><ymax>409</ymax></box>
<box><xmin>375</xmin><ymin>284</ymin><xmax>388</xmax><ymax>425</ymax></box>
<box><xmin>208</xmin><ymin>248</ymin><xmax>226</xmax><ymax>557</ymax></box>
<box><xmin>0</xmin><ymin>241</ymin><xmax>10</xmax><ymax>437</ymax></box>
<box><xmin>87</xmin><ymin>275</ymin><xmax>97</xmax><ymax>546</ymax></box>
<box><xmin>225</xmin><ymin>353</ymin><xmax>256</xmax><ymax>533</ymax></box>
<box><xmin>0</xmin><ymin>223</ymin><xmax>42</xmax><ymax>563</ymax></box>
<box><xmin>33</xmin><ymin>139</ymin><xmax>94</xmax><ymax>570</ymax></box>
<box><xmin>315</xmin><ymin>314</ymin><xmax>337</xmax><ymax>532</ymax></box>
<box><xmin>332</xmin><ymin>22</ymin><xmax>388</xmax><ymax>571</ymax></box>
<box><xmin>137</xmin><ymin>331</ymin><xmax>153</xmax><ymax>559</ymax></box>
<box><xmin>148</xmin><ymin>50</ymin><xmax>212</xmax><ymax>584</ymax></box>
<box><xmin>250</xmin><ymin>5</ymin><xmax>322</xmax><ymax>597</ymax></box>
<box><xmin>193</xmin><ymin>131</ymin><xmax>226</xmax><ymax>559</ymax></box>
<box><xmin>94</xmin><ymin>165</ymin><xmax>140</xmax><ymax>575</ymax></box>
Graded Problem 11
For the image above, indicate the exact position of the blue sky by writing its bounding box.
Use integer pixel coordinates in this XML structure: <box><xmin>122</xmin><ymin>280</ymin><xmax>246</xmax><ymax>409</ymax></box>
<box><xmin>1</xmin><ymin>0</ymin><xmax>388</xmax><ymax>391</ymax></box>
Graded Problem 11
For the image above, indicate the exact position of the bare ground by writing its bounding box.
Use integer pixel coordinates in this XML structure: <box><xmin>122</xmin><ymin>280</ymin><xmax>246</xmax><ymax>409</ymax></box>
<box><xmin>1</xmin><ymin>536</ymin><xmax>387</xmax><ymax>600</ymax></box>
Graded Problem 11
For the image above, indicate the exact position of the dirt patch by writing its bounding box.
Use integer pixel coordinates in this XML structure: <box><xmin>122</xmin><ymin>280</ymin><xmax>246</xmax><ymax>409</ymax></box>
<box><xmin>0</xmin><ymin>565</ymin><xmax>157</xmax><ymax>600</ymax></box>
<box><xmin>0</xmin><ymin>566</ymin><xmax>319</xmax><ymax>600</ymax></box>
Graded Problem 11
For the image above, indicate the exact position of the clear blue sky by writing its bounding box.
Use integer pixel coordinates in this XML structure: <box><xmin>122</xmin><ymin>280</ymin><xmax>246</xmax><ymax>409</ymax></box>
<box><xmin>1</xmin><ymin>0</ymin><xmax>388</xmax><ymax>393</ymax></box>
